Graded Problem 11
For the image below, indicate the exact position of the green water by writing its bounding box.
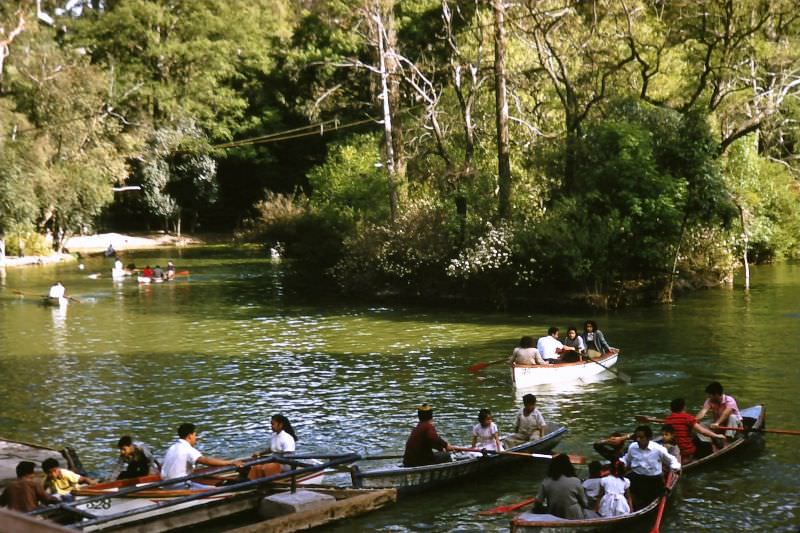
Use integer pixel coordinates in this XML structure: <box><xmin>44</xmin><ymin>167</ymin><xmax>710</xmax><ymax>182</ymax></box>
<box><xmin>1</xmin><ymin>247</ymin><xmax>798</xmax><ymax>532</ymax></box>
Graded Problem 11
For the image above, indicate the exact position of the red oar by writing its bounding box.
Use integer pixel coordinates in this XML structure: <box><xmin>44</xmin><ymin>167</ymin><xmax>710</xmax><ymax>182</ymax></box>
<box><xmin>649</xmin><ymin>471</ymin><xmax>673</xmax><ymax>533</ymax></box>
<box><xmin>716</xmin><ymin>426</ymin><xmax>800</xmax><ymax>436</ymax></box>
<box><xmin>478</xmin><ymin>497</ymin><xmax>540</xmax><ymax>515</ymax></box>
<box><xmin>174</xmin><ymin>270</ymin><xmax>190</xmax><ymax>277</ymax></box>
<box><xmin>468</xmin><ymin>358</ymin><xmax>506</xmax><ymax>373</ymax></box>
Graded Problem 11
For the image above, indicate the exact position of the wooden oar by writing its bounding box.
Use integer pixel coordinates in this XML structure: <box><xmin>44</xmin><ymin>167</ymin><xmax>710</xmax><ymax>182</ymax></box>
<box><xmin>13</xmin><ymin>289</ymin><xmax>80</xmax><ymax>303</ymax></box>
<box><xmin>357</xmin><ymin>453</ymin><xmax>405</xmax><ymax>460</ymax></box>
<box><xmin>649</xmin><ymin>471</ymin><xmax>673</xmax><ymax>533</ymax></box>
<box><xmin>635</xmin><ymin>414</ymin><xmax>666</xmax><ymax>424</ymax></box>
<box><xmin>453</xmin><ymin>447</ymin><xmax>586</xmax><ymax>465</ymax></box>
<box><xmin>586</xmin><ymin>352</ymin><xmax>631</xmax><ymax>384</ymax></box>
<box><xmin>716</xmin><ymin>425</ymin><xmax>800</xmax><ymax>436</ymax></box>
<box><xmin>478</xmin><ymin>497</ymin><xmax>540</xmax><ymax>515</ymax></box>
<box><xmin>468</xmin><ymin>358</ymin><xmax>507</xmax><ymax>373</ymax></box>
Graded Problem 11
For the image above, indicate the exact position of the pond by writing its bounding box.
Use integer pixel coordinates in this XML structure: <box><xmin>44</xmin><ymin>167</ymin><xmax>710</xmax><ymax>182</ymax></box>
<box><xmin>1</xmin><ymin>247</ymin><xmax>797</xmax><ymax>531</ymax></box>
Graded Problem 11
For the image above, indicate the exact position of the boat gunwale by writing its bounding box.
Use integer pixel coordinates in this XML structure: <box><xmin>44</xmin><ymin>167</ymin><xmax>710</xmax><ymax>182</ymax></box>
<box><xmin>510</xmin><ymin>404</ymin><xmax>765</xmax><ymax>530</ymax></box>
<box><xmin>353</xmin><ymin>426</ymin><xmax>569</xmax><ymax>480</ymax></box>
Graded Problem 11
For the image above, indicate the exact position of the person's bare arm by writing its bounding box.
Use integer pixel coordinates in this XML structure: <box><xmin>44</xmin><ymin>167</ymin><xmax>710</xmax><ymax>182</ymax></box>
<box><xmin>197</xmin><ymin>456</ymin><xmax>244</xmax><ymax>468</ymax></box>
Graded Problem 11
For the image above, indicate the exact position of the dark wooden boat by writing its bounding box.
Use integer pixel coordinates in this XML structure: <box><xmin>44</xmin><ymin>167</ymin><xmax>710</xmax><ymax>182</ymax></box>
<box><xmin>510</xmin><ymin>404</ymin><xmax>764</xmax><ymax>532</ymax></box>
<box><xmin>350</xmin><ymin>426</ymin><xmax>567</xmax><ymax>494</ymax></box>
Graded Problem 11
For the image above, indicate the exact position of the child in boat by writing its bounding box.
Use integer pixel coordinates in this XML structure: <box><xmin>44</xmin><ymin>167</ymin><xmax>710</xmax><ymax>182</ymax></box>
<box><xmin>470</xmin><ymin>408</ymin><xmax>503</xmax><ymax>455</ymax></box>
<box><xmin>503</xmin><ymin>394</ymin><xmax>546</xmax><ymax>448</ymax></box>
<box><xmin>596</xmin><ymin>460</ymin><xmax>632</xmax><ymax>517</ymax></box>
<box><xmin>581</xmin><ymin>460</ymin><xmax>605</xmax><ymax>510</ymax></box>
<box><xmin>41</xmin><ymin>458</ymin><xmax>96</xmax><ymax>502</ymax></box>
<box><xmin>660</xmin><ymin>425</ymin><xmax>682</xmax><ymax>463</ymax></box>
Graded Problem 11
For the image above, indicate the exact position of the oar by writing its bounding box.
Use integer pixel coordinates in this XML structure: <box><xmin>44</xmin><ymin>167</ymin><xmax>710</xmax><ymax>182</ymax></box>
<box><xmin>468</xmin><ymin>358</ymin><xmax>507</xmax><ymax>373</ymax></box>
<box><xmin>587</xmin><ymin>353</ymin><xmax>631</xmax><ymax>384</ymax></box>
<box><xmin>478</xmin><ymin>497</ymin><xmax>540</xmax><ymax>515</ymax></box>
<box><xmin>357</xmin><ymin>453</ymin><xmax>405</xmax><ymax>460</ymax></box>
<box><xmin>635</xmin><ymin>414</ymin><xmax>666</xmax><ymax>424</ymax></box>
<box><xmin>13</xmin><ymin>289</ymin><xmax>80</xmax><ymax>303</ymax></box>
<box><xmin>716</xmin><ymin>426</ymin><xmax>800</xmax><ymax>436</ymax></box>
<box><xmin>453</xmin><ymin>447</ymin><xmax>586</xmax><ymax>465</ymax></box>
<box><xmin>648</xmin><ymin>471</ymin><xmax>673</xmax><ymax>533</ymax></box>
<box><xmin>174</xmin><ymin>270</ymin><xmax>190</xmax><ymax>277</ymax></box>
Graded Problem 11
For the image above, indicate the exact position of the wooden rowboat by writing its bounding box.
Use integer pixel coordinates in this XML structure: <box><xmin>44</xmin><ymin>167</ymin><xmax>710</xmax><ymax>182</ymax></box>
<box><xmin>41</xmin><ymin>296</ymin><xmax>68</xmax><ymax>308</ymax></box>
<box><xmin>511</xmin><ymin>352</ymin><xmax>619</xmax><ymax>388</ymax></box>
<box><xmin>509</xmin><ymin>404</ymin><xmax>765</xmax><ymax>532</ymax></box>
<box><xmin>350</xmin><ymin>426</ymin><xmax>567</xmax><ymax>494</ymax></box>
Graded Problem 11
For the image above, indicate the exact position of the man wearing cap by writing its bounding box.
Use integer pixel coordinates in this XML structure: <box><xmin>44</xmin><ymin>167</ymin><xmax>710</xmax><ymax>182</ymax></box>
<box><xmin>403</xmin><ymin>404</ymin><xmax>455</xmax><ymax>467</ymax></box>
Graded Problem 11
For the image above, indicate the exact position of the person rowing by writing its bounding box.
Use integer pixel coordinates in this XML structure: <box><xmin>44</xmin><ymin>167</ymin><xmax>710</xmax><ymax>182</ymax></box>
<box><xmin>402</xmin><ymin>403</ymin><xmax>455</xmax><ymax>467</ymax></box>
<box><xmin>619</xmin><ymin>425</ymin><xmax>680</xmax><ymax>510</ymax></box>
<box><xmin>695</xmin><ymin>381</ymin><xmax>742</xmax><ymax>451</ymax></box>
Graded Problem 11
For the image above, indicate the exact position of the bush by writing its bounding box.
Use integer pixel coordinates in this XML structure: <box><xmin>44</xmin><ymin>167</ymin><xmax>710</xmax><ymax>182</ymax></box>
<box><xmin>5</xmin><ymin>231</ymin><xmax>52</xmax><ymax>257</ymax></box>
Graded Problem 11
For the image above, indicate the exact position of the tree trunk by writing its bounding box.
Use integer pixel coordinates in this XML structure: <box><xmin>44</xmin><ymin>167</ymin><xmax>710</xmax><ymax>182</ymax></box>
<box><xmin>0</xmin><ymin>238</ymin><xmax>5</xmax><ymax>267</ymax></box>
<box><xmin>738</xmin><ymin>204</ymin><xmax>750</xmax><ymax>290</ymax></box>
<box><xmin>374</xmin><ymin>3</ymin><xmax>399</xmax><ymax>223</ymax></box>
<box><xmin>492</xmin><ymin>0</ymin><xmax>511</xmax><ymax>220</ymax></box>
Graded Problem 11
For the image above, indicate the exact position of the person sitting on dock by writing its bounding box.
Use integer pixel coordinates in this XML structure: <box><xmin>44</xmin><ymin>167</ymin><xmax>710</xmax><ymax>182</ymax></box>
<box><xmin>402</xmin><ymin>404</ymin><xmax>455</xmax><ymax>467</ymax></box>
<box><xmin>537</xmin><ymin>327</ymin><xmax>576</xmax><ymax>363</ymax></box>
<box><xmin>619</xmin><ymin>425</ymin><xmax>680</xmax><ymax>510</ymax></box>
<box><xmin>509</xmin><ymin>335</ymin><xmax>545</xmax><ymax>365</ymax></box>
<box><xmin>105</xmin><ymin>244</ymin><xmax>116</xmax><ymax>257</ymax></box>
<box><xmin>695</xmin><ymin>382</ymin><xmax>743</xmax><ymax>445</ymax></box>
<box><xmin>161</xmin><ymin>423</ymin><xmax>243</xmax><ymax>489</ymax></box>
<box><xmin>113</xmin><ymin>436</ymin><xmax>159</xmax><ymax>479</ymax></box>
<box><xmin>48</xmin><ymin>281</ymin><xmax>65</xmax><ymax>299</ymax></box>
<box><xmin>0</xmin><ymin>461</ymin><xmax>59</xmax><ymax>512</ymax></box>
<box><xmin>248</xmin><ymin>414</ymin><xmax>298</xmax><ymax>480</ymax></box>
<box><xmin>503</xmin><ymin>393</ymin><xmax>546</xmax><ymax>448</ymax></box>
<box><xmin>42</xmin><ymin>458</ymin><xmax>97</xmax><ymax>502</ymax></box>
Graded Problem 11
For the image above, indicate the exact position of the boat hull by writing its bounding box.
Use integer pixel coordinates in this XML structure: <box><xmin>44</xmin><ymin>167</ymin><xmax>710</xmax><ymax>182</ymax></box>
<box><xmin>512</xmin><ymin>353</ymin><xmax>618</xmax><ymax>387</ymax></box>
<box><xmin>510</xmin><ymin>404</ymin><xmax>765</xmax><ymax>532</ymax></box>
<box><xmin>351</xmin><ymin>427</ymin><xmax>567</xmax><ymax>494</ymax></box>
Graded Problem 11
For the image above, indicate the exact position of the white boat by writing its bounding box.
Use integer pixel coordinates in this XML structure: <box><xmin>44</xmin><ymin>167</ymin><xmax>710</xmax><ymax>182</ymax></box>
<box><xmin>511</xmin><ymin>352</ymin><xmax>619</xmax><ymax>388</ymax></box>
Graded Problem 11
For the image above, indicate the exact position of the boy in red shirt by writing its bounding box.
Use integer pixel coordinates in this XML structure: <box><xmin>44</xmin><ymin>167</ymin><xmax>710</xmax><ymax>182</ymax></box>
<box><xmin>664</xmin><ymin>398</ymin><xmax>719</xmax><ymax>461</ymax></box>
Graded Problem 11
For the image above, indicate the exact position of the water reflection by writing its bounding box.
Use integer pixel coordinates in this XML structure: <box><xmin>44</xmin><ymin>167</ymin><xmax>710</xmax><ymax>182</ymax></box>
<box><xmin>0</xmin><ymin>252</ymin><xmax>798</xmax><ymax>531</ymax></box>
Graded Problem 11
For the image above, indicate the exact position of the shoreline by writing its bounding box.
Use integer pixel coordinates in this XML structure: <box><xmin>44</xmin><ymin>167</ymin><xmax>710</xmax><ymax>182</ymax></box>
<box><xmin>0</xmin><ymin>232</ymin><xmax>216</xmax><ymax>269</ymax></box>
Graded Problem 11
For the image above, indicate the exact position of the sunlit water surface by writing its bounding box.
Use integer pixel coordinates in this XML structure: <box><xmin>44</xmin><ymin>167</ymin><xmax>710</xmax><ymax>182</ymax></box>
<box><xmin>0</xmin><ymin>248</ymin><xmax>797</xmax><ymax>532</ymax></box>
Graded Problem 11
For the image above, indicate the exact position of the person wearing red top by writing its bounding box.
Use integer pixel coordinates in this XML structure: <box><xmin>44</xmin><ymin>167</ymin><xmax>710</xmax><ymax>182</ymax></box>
<box><xmin>403</xmin><ymin>404</ymin><xmax>455</xmax><ymax>467</ymax></box>
<box><xmin>664</xmin><ymin>397</ymin><xmax>721</xmax><ymax>460</ymax></box>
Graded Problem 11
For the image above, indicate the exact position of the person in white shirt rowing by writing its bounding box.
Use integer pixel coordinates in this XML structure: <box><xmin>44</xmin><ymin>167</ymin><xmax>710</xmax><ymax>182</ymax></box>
<box><xmin>619</xmin><ymin>425</ymin><xmax>680</xmax><ymax>510</ymax></box>
<box><xmin>160</xmin><ymin>423</ymin><xmax>243</xmax><ymax>489</ymax></box>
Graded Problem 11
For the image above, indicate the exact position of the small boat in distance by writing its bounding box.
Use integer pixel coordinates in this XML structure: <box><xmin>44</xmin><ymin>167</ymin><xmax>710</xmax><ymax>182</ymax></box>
<box><xmin>509</xmin><ymin>404</ymin><xmax>765</xmax><ymax>532</ymax></box>
<box><xmin>512</xmin><ymin>352</ymin><xmax>619</xmax><ymax>388</ymax></box>
<box><xmin>350</xmin><ymin>426</ymin><xmax>567</xmax><ymax>494</ymax></box>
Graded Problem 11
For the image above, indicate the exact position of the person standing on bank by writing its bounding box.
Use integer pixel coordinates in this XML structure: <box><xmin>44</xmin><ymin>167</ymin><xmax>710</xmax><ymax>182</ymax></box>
<box><xmin>619</xmin><ymin>425</ymin><xmax>680</xmax><ymax>510</ymax></box>
<box><xmin>161</xmin><ymin>423</ymin><xmax>243</xmax><ymax>489</ymax></box>
<box><xmin>403</xmin><ymin>404</ymin><xmax>455</xmax><ymax>467</ymax></box>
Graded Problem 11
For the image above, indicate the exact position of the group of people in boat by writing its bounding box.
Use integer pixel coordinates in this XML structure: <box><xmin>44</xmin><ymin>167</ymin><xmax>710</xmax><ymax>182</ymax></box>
<box><xmin>0</xmin><ymin>415</ymin><xmax>297</xmax><ymax>513</ymax></box>
<box><xmin>534</xmin><ymin>381</ymin><xmax>743</xmax><ymax>520</ymax></box>
<box><xmin>510</xmin><ymin>321</ymin><xmax>618</xmax><ymax>365</ymax></box>
<box><xmin>402</xmin><ymin>394</ymin><xmax>547</xmax><ymax>467</ymax></box>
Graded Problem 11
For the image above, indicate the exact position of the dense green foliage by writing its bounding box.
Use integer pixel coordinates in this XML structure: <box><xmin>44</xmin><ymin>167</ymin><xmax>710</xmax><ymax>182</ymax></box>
<box><xmin>2</xmin><ymin>1</ymin><xmax>799</xmax><ymax>307</ymax></box>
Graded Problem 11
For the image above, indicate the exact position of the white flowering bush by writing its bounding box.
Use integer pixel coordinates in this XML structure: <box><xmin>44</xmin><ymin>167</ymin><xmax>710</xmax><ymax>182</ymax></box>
<box><xmin>447</xmin><ymin>222</ymin><xmax>512</xmax><ymax>279</ymax></box>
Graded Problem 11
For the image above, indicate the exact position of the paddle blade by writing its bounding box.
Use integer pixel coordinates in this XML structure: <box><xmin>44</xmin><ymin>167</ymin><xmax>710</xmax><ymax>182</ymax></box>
<box><xmin>468</xmin><ymin>362</ymin><xmax>490</xmax><ymax>373</ymax></box>
<box><xmin>478</xmin><ymin>497</ymin><xmax>538</xmax><ymax>515</ymax></box>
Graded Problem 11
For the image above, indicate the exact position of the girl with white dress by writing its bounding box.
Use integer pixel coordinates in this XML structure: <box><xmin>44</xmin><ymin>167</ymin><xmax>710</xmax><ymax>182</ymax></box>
<box><xmin>470</xmin><ymin>409</ymin><xmax>503</xmax><ymax>455</ymax></box>
<box><xmin>596</xmin><ymin>461</ymin><xmax>632</xmax><ymax>517</ymax></box>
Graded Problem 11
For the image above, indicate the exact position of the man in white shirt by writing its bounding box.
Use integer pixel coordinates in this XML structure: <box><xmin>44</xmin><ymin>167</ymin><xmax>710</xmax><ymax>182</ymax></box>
<box><xmin>48</xmin><ymin>282</ymin><xmax>65</xmax><ymax>299</ymax></box>
<box><xmin>536</xmin><ymin>327</ymin><xmax>576</xmax><ymax>363</ymax></box>
<box><xmin>620</xmin><ymin>425</ymin><xmax>681</xmax><ymax>509</ymax></box>
<box><xmin>161</xmin><ymin>423</ymin><xmax>243</xmax><ymax>489</ymax></box>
